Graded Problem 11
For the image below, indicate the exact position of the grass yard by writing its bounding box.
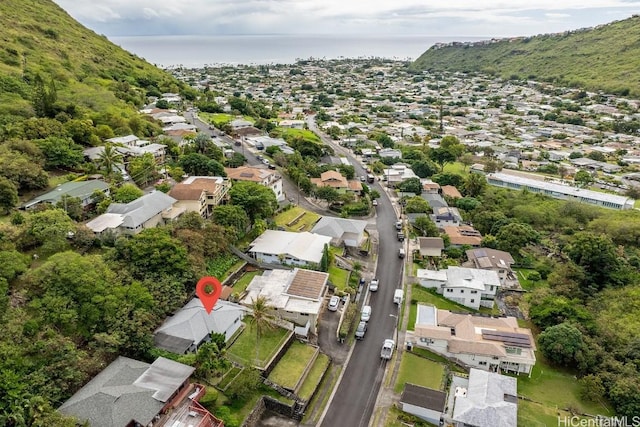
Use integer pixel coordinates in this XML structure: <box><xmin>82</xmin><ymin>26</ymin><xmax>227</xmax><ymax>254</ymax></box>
<box><xmin>232</xmin><ymin>270</ymin><xmax>261</xmax><ymax>294</ymax></box>
<box><xmin>408</xmin><ymin>284</ymin><xmax>472</xmax><ymax>330</ymax></box>
<box><xmin>227</xmin><ymin>321</ymin><xmax>290</xmax><ymax>368</ymax></box>
<box><xmin>442</xmin><ymin>161</ymin><xmax>471</xmax><ymax>177</ymax></box>
<box><xmin>298</xmin><ymin>353</ymin><xmax>330</xmax><ymax>400</ymax></box>
<box><xmin>274</xmin><ymin>206</ymin><xmax>320</xmax><ymax>232</ymax></box>
<box><xmin>328</xmin><ymin>264</ymin><xmax>350</xmax><ymax>291</ymax></box>
<box><xmin>268</xmin><ymin>341</ymin><xmax>318</xmax><ymax>390</ymax></box>
<box><xmin>394</xmin><ymin>352</ymin><xmax>446</xmax><ymax>393</ymax></box>
<box><xmin>216</xmin><ymin>366</ymin><xmax>242</xmax><ymax>390</ymax></box>
<box><xmin>514</xmin><ymin>267</ymin><xmax>548</xmax><ymax>291</ymax></box>
<box><xmin>275</xmin><ymin>127</ymin><xmax>322</xmax><ymax>143</ymax></box>
<box><xmin>206</xmin><ymin>253</ymin><xmax>242</xmax><ymax>280</ymax></box>
<box><xmin>516</xmin><ymin>352</ymin><xmax>614</xmax><ymax>419</ymax></box>
<box><xmin>200</xmin><ymin>112</ymin><xmax>233</xmax><ymax>126</ymax></box>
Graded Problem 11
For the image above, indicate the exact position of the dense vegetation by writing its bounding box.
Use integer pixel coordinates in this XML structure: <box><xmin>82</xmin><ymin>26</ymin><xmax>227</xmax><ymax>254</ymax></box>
<box><xmin>411</xmin><ymin>15</ymin><xmax>640</xmax><ymax>97</ymax></box>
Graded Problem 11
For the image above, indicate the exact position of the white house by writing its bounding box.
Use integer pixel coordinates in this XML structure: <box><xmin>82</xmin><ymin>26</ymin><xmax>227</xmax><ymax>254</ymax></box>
<box><xmin>430</xmin><ymin>207</ymin><xmax>463</xmax><ymax>228</ymax></box>
<box><xmin>448</xmin><ymin>369</ymin><xmax>518</xmax><ymax>427</ymax></box>
<box><xmin>154</xmin><ymin>299</ymin><xmax>247</xmax><ymax>354</ymax></box>
<box><xmin>240</xmin><ymin>268</ymin><xmax>328</xmax><ymax>334</ymax></box>
<box><xmin>417</xmin><ymin>267</ymin><xmax>501</xmax><ymax>310</ymax></box>
<box><xmin>382</xmin><ymin>163</ymin><xmax>418</xmax><ymax>186</ymax></box>
<box><xmin>407</xmin><ymin>305</ymin><xmax>536</xmax><ymax>376</ymax></box>
<box><xmin>248</xmin><ymin>230</ymin><xmax>332</xmax><ymax>267</ymax></box>
<box><xmin>400</xmin><ymin>384</ymin><xmax>446</xmax><ymax>426</ymax></box>
<box><xmin>225</xmin><ymin>166</ymin><xmax>285</xmax><ymax>202</ymax></box>
<box><xmin>464</xmin><ymin>248</ymin><xmax>516</xmax><ymax>286</ymax></box>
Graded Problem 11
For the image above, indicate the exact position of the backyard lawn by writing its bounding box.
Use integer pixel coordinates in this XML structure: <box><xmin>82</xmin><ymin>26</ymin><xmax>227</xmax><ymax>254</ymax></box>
<box><xmin>513</xmin><ymin>267</ymin><xmax>548</xmax><ymax>291</ymax></box>
<box><xmin>298</xmin><ymin>353</ymin><xmax>330</xmax><ymax>400</ymax></box>
<box><xmin>516</xmin><ymin>352</ymin><xmax>614</xmax><ymax>419</ymax></box>
<box><xmin>227</xmin><ymin>320</ymin><xmax>290</xmax><ymax>368</ymax></box>
<box><xmin>232</xmin><ymin>270</ymin><xmax>261</xmax><ymax>294</ymax></box>
<box><xmin>408</xmin><ymin>284</ymin><xmax>472</xmax><ymax>329</ymax></box>
<box><xmin>394</xmin><ymin>352</ymin><xmax>446</xmax><ymax>393</ymax></box>
<box><xmin>328</xmin><ymin>264</ymin><xmax>349</xmax><ymax>291</ymax></box>
<box><xmin>274</xmin><ymin>206</ymin><xmax>320</xmax><ymax>232</ymax></box>
<box><xmin>268</xmin><ymin>341</ymin><xmax>318</xmax><ymax>390</ymax></box>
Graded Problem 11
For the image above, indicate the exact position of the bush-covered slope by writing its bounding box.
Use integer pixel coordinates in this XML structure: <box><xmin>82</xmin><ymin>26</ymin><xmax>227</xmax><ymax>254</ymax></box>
<box><xmin>0</xmin><ymin>0</ymin><xmax>185</xmax><ymax>117</ymax></box>
<box><xmin>411</xmin><ymin>15</ymin><xmax>640</xmax><ymax>97</ymax></box>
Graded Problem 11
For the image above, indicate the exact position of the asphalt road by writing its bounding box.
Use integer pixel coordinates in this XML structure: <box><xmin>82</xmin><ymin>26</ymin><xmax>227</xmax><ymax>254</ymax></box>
<box><xmin>307</xmin><ymin>118</ymin><xmax>405</xmax><ymax>427</ymax></box>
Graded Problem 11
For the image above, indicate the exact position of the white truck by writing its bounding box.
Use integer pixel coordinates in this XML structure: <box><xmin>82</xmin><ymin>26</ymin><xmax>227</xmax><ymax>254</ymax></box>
<box><xmin>381</xmin><ymin>339</ymin><xmax>395</xmax><ymax>360</ymax></box>
<box><xmin>393</xmin><ymin>289</ymin><xmax>403</xmax><ymax>305</ymax></box>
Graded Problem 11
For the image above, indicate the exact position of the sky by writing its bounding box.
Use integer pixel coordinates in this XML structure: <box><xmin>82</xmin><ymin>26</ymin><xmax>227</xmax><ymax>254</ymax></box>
<box><xmin>52</xmin><ymin>0</ymin><xmax>640</xmax><ymax>38</ymax></box>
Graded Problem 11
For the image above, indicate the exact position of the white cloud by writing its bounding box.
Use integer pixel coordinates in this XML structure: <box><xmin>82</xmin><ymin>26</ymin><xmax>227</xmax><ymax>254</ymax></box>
<box><xmin>53</xmin><ymin>0</ymin><xmax>640</xmax><ymax>36</ymax></box>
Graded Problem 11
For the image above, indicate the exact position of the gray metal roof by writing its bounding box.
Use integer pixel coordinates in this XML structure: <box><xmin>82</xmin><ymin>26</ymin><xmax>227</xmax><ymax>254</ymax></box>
<box><xmin>452</xmin><ymin>369</ymin><xmax>518</xmax><ymax>427</ymax></box>
<box><xmin>58</xmin><ymin>357</ymin><xmax>163</xmax><ymax>427</ymax></box>
<box><xmin>311</xmin><ymin>216</ymin><xmax>367</xmax><ymax>246</ymax></box>
<box><xmin>401</xmin><ymin>383</ymin><xmax>446</xmax><ymax>412</ymax></box>
<box><xmin>107</xmin><ymin>191</ymin><xmax>176</xmax><ymax>228</ymax></box>
<box><xmin>133</xmin><ymin>357</ymin><xmax>195</xmax><ymax>402</ymax></box>
<box><xmin>28</xmin><ymin>180</ymin><xmax>109</xmax><ymax>205</ymax></box>
<box><xmin>154</xmin><ymin>299</ymin><xmax>246</xmax><ymax>354</ymax></box>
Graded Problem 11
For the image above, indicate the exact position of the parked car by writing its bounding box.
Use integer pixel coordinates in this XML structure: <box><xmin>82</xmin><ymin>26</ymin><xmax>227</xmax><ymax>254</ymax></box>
<box><xmin>361</xmin><ymin>305</ymin><xmax>372</xmax><ymax>322</ymax></box>
<box><xmin>355</xmin><ymin>321</ymin><xmax>367</xmax><ymax>339</ymax></box>
<box><xmin>381</xmin><ymin>339</ymin><xmax>395</xmax><ymax>360</ymax></box>
<box><xmin>397</xmin><ymin>232</ymin><xmax>405</xmax><ymax>242</ymax></box>
<box><xmin>328</xmin><ymin>295</ymin><xmax>340</xmax><ymax>312</ymax></box>
<box><xmin>398</xmin><ymin>248</ymin><xmax>405</xmax><ymax>258</ymax></box>
<box><xmin>372</xmin><ymin>200</ymin><xmax>378</xmax><ymax>206</ymax></box>
<box><xmin>369</xmin><ymin>278</ymin><xmax>379</xmax><ymax>292</ymax></box>
<box><xmin>360</xmin><ymin>175</ymin><xmax>366</xmax><ymax>182</ymax></box>
<box><xmin>395</xmin><ymin>220</ymin><xmax>402</xmax><ymax>230</ymax></box>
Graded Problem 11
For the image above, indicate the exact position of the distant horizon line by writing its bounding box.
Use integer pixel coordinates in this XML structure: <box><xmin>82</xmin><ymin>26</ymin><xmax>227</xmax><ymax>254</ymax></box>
<box><xmin>109</xmin><ymin>33</ymin><xmax>497</xmax><ymax>39</ymax></box>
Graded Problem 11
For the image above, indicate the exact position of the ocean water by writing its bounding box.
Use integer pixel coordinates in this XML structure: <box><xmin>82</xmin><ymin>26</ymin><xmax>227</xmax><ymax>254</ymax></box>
<box><xmin>109</xmin><ymin>34</ymin><xmax>485</xmax><ymax>67</ymax></box>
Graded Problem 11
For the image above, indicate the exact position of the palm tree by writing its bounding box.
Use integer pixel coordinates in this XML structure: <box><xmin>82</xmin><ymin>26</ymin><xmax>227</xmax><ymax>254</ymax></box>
<box><xmin>97</xmin><ymin>144</ymin><xmax>123</xmax><ymax>181</ymax></box>
<box><xmin>249</xmin><ymin>295</ymin><xmax>275</xmax><ymax>367</ymax></box>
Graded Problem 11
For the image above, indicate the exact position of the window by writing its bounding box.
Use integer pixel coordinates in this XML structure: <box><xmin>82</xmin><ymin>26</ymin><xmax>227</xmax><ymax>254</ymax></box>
<box><xmin>506</xmin><ymin>347</ymin><xmax>522</xmax><ymax>355</ymax></box>
<box><xmin>470</xmin><ymin>299</ymin><xmax>475</xmax><ymax>303</ymax></box>
<box><xmin>478</xmin><ymin>361</ymin><xmax>487</xmax><ymax>366</ymax></box>
<box><xmin>470</xmin><ymin>290</ymin><xmax>478</xmax><ymax>294</ymax></box>
<box><xmin>490</xmin><ymin>286</ymin><xmax>495</xmax><ymax>291</ymax></box>
<box><xmin>460</xmin><ymin>290</ymin><xmax>464</xmax><ymax>293</ymax></box>
<box><xmin>446</xmin><ymin>288</ymin><xmax>453</xmax><ymax>293</ymax></box>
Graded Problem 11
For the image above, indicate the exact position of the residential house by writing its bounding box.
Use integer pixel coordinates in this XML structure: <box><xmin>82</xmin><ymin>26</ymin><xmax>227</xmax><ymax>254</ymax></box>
<box><xmin>279</xmin><ymin>119</ymin><xmax>305</xmax><ymax>129</ymax></box>
<box><xmin>22</xmin><ymin>180</ymin><xmax>109</xmax><ymax>210</ymax></box>
<box><xmin>86</xmin><ymin>191</ymin><xmax>183</xmax><ymax>235</ymax></box>
<box><xmin>58</xmin><ymin>356</ymin><xmax>223</xmax><ymax>427</ymax></box>
<box><xmin>225</xmin><ymin>166</ymin><xmax>285</xmax><ymax>202</ymax></box>
<box><xmin>431</xmin><ymin>207</ymin><xmax>463</xmax><ymax>228</ymax></box>
<box><xmin>154</xmin><ymin>299</ymin><xmax>246</xmax><ymax>354</ymax></box>
<box><xmin>240</xmin><ymin>268</ymin><xmax>328</xmax><ymax>334</ymax></box>
<box><xmin>421</xmin><ymin>192</ymin><xmax>449</xmax><ymax>209</ymax></box>
<box><xmin>382</xmin><ymin>164</ymin><xmax>418</xmax><ymax>187</ymax></box>
<box><xmin>422</xmin><ymin>181</ymin><xmax>441</xmax><ymax>194</ymax></box>
<box><xmin>447</xmin><ymin>369</ymin><xmax>518</xmax><ymax>427</ymax></box>
<box><xmin>487</xmin><ymin>172</ymin><xmax>634</xmax><ymax>210</ymax></box>
<box><xmin>379</xmin><ymin>148</ymin><xmax>402</xmax><ymax>159</ymax></box>
<box><xmin>399</xmin><ymin>384</ymin><xmax>446</xmax><ymax>426</ymax></box>
<box><xmin>441</xmin><ymin>185</ymin><xmax>463</xmax><ymax>199</ymax></box>
<box><xmin>464</xmin><ymin>248</ymin><xmax>516</xmax><ymax>286</ymax></box>
<box><xmin>310</xmin><ymin>170</ymin><xmax>363</xmax><ymax>194</ymax></box>
<box><xmin>106</xmin><ymin>134</ymin><xmax>167</xmax><ymax>163</ymax></box>
<box><xmin>230</xmin><ymin>118</ymin><xmax>253</xmax><ymax>130</ymax></box>
<box><xmin>443</xmin><ymin>225</ymin><xmax>483</xmax><ymax>247</ymax></box>
<box><xmin>418</xmin><ymin>237</ymin><xmax>445</xmax><ymax>258</ymax></box>
<box><xmin>248</xmin><ymin>230</ymin><xmax>332</xmax><ymax>267</ymax></box>
<box><xmin>311</xmin><ymin>216</ymin><xmax>367</xmax><ymax>248</ymax></box>
<box><xmin>168</xmin><ymin>176</ymin><xmax>230</xmax><ymax>218</ymax></box>
<box><xmin>407</xmin><ymin>304</ymin><xmax>536</xmax><ymax>375</ymax></box>
<box><xmin>417</xmin><ymin>266</ymin><xmax>501</xmax><ymax>310</ymax></box>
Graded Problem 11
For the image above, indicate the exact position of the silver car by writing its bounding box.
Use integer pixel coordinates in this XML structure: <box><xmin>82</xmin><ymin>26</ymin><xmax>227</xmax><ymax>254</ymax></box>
<box><xmin>355</xmin><ymin>321</ymin><xmax>367</xmax><ymax>339</ymax></box>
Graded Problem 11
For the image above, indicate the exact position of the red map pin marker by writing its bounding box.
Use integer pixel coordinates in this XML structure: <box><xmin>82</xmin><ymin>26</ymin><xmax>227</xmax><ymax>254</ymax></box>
<box><xmin>196</xmin><ymin>276</ymin><xmax>222</xmax><ymax>314</ymax></box>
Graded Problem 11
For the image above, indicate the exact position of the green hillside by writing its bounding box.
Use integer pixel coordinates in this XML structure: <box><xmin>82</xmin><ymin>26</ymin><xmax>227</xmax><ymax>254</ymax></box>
<box><xmin>411</xmin><ymin>15</ymin><xmax>640</xmax><ymax>96</ymax></box>
<box><xmin>0</xmin><ymin>0</ymin><xmax>185</xmax><ymax>118</ymax></box>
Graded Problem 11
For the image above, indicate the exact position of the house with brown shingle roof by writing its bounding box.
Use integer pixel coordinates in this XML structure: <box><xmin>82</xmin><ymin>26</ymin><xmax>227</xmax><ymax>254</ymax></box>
<box><xmin>240</xmin><ymin>268</ymin><xmax>329</xmax><ymax>335</ymax></box>
<box><xmin>443</xmin><ymin>225</ymin><xmax>482</xmax><ymax>247</ymax></box>
<box><xmin>441</xmin><ymin>185</ymin><xmax>462</xmax><ymax>199</ymax></box>
<box><xmin>225</xmin><ymin>166</ymin><xmax>284</xmax><ymax>202</ymax></box>
<box><xmin>407</xmin><ymin>304</ymin><xmax>536</xmax><ymax>376</ymax></box>
<box><xmin>311</xmin><ymin>170</ymin><xmax>363</xmax><ymax>194</ymax></box>
<box><xmin>168</xmin><ymin>176</ymin><xmax>230</xmax><ymax>218</ymax></box>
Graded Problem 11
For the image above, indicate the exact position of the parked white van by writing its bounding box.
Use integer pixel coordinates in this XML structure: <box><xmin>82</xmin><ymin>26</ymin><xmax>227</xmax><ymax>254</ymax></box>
<box><xmin>393</xmin><ymin>289</ymin><xmax>403</xmax><ymax>305</ymax></box>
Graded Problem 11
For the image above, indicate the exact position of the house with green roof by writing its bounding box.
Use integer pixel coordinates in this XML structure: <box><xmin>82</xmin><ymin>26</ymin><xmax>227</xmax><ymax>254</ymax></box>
<box><xmin>22</xmin><ymin>180</ymin><xmax>110</xmax><ymax>210</ymax></box>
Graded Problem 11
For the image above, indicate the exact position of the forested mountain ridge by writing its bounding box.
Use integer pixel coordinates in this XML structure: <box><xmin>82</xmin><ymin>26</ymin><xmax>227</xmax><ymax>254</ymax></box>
<box><xmin>0</xmin><ymin>0</ymin><xmax>188</xmax><ymax>118</ymax></box>
<box><xmin>411</xmin><ymin>15</ymin><xmax>640</xmax><ymax>97</ymax></box>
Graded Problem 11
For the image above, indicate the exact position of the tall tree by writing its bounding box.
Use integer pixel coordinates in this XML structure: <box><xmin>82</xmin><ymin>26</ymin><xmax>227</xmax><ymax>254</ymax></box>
<box><xmin>97</xmin><ymin>144</ymin><xmax>123</xmax><ymax>181</ymax></box>
<box><xmin>249</xmin><ymin>295</ymin><xmax>275</xmax><ymax>366</ymax></box>
<box><xmin>463</xmin><ymin>173</ymin><xmax>487</xmax><ymax>197</ymax></box>
<box><xmin>0</xmin><ymin>177</ymin><xmax>18</xmax><ymax>214</ymax></box>
<box><xmin>228</xmin><ymin>181</ymin><xmax>278</xmax><ymax>221</ymax></box>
